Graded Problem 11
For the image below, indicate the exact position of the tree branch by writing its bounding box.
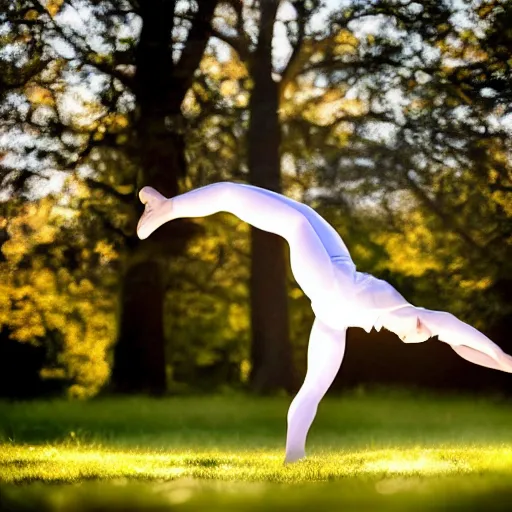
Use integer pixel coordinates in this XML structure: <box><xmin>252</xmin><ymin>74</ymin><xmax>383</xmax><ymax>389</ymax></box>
<box><xmin>89</xmin><ymin>204</ymin><xmax>131</xmax><ymax>242</ymax></box>
<box><xmin>280</xmin><ymin>0</ymin><xmax>307</xmax><ymax>93</ymax></box>
<box><xmin>35</xmin><ymin>0</ymin><xmax>135</xmax><ymax>89</ymax></box>
<box><xmin>84</xmin><ymin>178</ymin><xmax>135</xmax><ymax>205</ymax></box>
<box><xmin>174</xmin><ymin>0</ymin><xmax>218</xmax><ymax>104</ymax></box>
<box><xmin>211</xmin><ymin>28</ymin><xmax>250</xmax><ymax>62</ymax></box>
<box><xmin>402</xmin><ymin>172</ymin><xmax>485</xmax><ymax>254</ymax></box>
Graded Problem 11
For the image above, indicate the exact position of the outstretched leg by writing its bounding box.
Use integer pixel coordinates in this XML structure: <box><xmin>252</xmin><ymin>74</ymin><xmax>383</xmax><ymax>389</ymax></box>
<box><xmin>138</xmin><ymin>182</ymin><xmax>355</xmax><ymax>302</ymax></box>
<box><xmin>138</xmin><ymin>182</ymin><xmax>351</xmax><ymax>462</ymax></box>
<box><xmin>285</xmin><ymin>319</ymin><xmax>346</xmax><ymax>463</ymax></box>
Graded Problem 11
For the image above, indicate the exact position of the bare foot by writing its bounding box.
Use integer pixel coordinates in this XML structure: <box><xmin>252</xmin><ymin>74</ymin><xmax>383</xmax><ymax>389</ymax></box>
<box><xmin>137</xmin><ymin>186</ymin><xmax>172</xmax><ymax>239</ymax></box>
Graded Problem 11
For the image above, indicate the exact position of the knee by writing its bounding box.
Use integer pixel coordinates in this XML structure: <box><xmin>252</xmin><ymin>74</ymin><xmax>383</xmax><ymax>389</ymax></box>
<box><xmin>211</xmin><ymin>181</ymin><xmax>240</xmax><ymax>206</ymax></box>
<box><xmin>211</xmin><ymin>181</ymin><xmax>235</xmax><ymax>194</ymax></box>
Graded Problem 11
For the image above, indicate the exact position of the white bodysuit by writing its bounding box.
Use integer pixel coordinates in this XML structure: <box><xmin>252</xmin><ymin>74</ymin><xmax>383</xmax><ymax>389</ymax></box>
<box><xmin>311</xmin><ymin>257</ymin><xmax>411</xmax><ymax>333</ymax></box>
<box><xmin>137</xmin><ymin>181</ymin><xmax>512</xmax><ymax>464</ymax></box>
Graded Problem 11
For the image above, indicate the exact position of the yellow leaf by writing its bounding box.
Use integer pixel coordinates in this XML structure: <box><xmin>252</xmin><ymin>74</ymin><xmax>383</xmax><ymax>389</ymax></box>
<box><xmin>289</xmin><ymin>287</ymin><xmax>303</xmax><ymax>299</ymax></box>
<box><xmin>223</xmin><ymin>59</ymin><xmax>248</xmax><ymax>80</ymax></box>
<box><xmin>47</xmin><ymin>0</ymin><xmax>64</xmax><ymax>17</ymax></box>
<box><xmin>104</xmin><ymin>113</ymin><xmax>129</xmax><ymax>132</ymax></box>
<box><xmin>25</xmin><ymin>85</ymin><xmax>54</xmax><ymax>106</ymax></box>
<box><xmin>220</xmin><ymin>80</ymin><xmax>239</xmax><ymax>97</ymax></box>
<box><xmin>335</xmin><ymin>29</ymin><xmax>358</xmax><ymax>47</ymax></box>
<box><xmin>94</xmin><ymin>240</ymin><xmax>118</xmax><ymax>263</ymax></box>
<box><xmin>24</xmin><ymin>9</ymin><xmax>39</xmax><ymax>20</ymax></box>
<box><xmin>33</xmin><ymin>269</ymin><xmax>56</xmax><ymax>291</ymax></box>
<box><xmin>1</xmin><ymin>240</ymin><xmax>26</xmax><ymax>264</ymax></box>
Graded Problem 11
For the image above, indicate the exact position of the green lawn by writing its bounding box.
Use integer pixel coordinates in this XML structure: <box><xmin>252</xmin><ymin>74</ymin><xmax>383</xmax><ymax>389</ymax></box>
<box><xmin>1</xmin><ymin>389</ymin><xmax>512</xmax><ymax>511</ymax></box>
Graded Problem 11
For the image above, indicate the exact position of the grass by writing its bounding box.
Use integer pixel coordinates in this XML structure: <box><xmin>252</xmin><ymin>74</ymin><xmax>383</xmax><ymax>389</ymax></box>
<box><xmin>1</xmin><ymin>389</ymin><xmax>512</xmax><ymax>510</ymax></box>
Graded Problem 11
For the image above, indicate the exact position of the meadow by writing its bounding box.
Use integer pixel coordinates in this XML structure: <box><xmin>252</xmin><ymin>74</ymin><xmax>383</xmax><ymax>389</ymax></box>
<box><xmin>1</xmin><ymin>389</ymin><xmax>512</xmax><ymax>511</ymax></box>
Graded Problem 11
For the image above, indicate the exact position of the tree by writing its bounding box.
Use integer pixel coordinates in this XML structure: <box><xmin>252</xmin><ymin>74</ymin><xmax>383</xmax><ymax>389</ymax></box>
<box><xmin>210</xmin><ymin>0</ymin><xmax>328</xmax><ymax>392</ymax></box>
<box><xmin>0</xmin><ymin>0</ymin><xmax>219</xmax><ymax>395</ymax></box>
<box><xmin>244</xmin><ymin>0</ymin><xmax>293</xmax><ymax>392</ymax></box>
<box><xmin>0</xmin><ymin>188</ymin><xmax>119</xmax><ymax>398</ymax></box>
<box><xmin>112</xmin><ymin>0</ymin><xmax>218</xmax><ymax>394</ymax></box>
<box><xmin>279</xmin><ymin>0</ymin><xmax>512</xmax><ymax>331</ymax></box>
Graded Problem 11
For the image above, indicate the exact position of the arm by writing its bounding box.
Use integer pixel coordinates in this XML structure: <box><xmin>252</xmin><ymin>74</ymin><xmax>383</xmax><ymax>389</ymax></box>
<box><xmin>418</xmin><ymin>308</ymin><xmax>512</xmax><ymax>373</ymax></box>
<box><xmin>450</xmin><ymin>345</ymin><xmax>509</xmax><ymax>372</ymax></box>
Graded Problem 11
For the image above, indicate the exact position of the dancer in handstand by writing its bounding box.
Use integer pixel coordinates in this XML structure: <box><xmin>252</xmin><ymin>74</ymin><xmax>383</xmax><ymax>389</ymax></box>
<box><xmin>136</xmin><ymin>181</ymin><xmax>512</xmax><ymax>463</ymax></box>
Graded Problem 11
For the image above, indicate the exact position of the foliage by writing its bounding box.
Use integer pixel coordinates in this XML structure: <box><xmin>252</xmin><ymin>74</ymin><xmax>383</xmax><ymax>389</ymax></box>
<box><xmin>0</xmin><ymin>185</ymin><xmax>120</xmax><ymax>398</ymax></box>
<box><xmin>372</xmin><ymin>195</ymin><xmax>509</xmax><ymax>327</ymax></box>
<box><xmin>0</xmin><ymin>0</ymin><xmax>511</xmax><ymax>396</ymax></box>
<box><xmin>164</xmin><ymin>210</ymin><xmax>251</xmax><ymax>391</ymax></box>
<box><xmin>0</xmin><ymin>0</ymin><xmax>137</xmax><ymax>198</ymax></box>
<box><xmin>0</xmin><ymin>0</ymin><xmax>223</xmax><ymax>396</ymax></box>
<box><xmin>276</xmin><ymin>0</ymin><xmax>512</xmax><ymax>329</ymax></box>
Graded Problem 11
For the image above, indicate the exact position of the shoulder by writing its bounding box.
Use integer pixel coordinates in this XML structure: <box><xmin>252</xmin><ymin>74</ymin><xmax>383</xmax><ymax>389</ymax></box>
<box><xmin>416</xmin><ymin>308</ymin><xmax>456</xmax><ymax>332</ymax></box>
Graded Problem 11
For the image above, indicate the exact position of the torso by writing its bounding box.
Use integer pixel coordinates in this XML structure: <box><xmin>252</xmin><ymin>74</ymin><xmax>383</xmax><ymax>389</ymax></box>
<box><xmin>310</xmin><ymin>258</ymin><xmax>411</xmax><ymax>332</ymax></box>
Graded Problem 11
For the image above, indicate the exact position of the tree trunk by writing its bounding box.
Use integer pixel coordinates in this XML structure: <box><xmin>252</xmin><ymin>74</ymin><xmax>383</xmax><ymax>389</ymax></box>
<box><xmin>247</xmin><ymin>0</ymin><xmax>296</xmax><ymax>393</ymax></box>
<box><xmin>111</xmin><ymin>0</ymin><xmax>216</xmax><ymax>394</ymax></box>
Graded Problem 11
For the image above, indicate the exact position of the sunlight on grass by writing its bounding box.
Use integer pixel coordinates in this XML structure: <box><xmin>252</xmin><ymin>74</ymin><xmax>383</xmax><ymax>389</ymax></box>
<box><xmin>364</xmin><ymin>453</ymin><xmax>460</xmax><ymax>475</ymax></box>
<box><xmin>2</xmin><ymin>445</ymin><xmax>512</xmax><ymax>511</ymax></box>
<box><xmin>1</xmin><ymin>392</ymin><xmax>512</xmax><ymax>510</ymax></box>
<box><xmin>2</xmin><ymin>444</ymin><xmax>512</xmax><ymax>483</ymax></box>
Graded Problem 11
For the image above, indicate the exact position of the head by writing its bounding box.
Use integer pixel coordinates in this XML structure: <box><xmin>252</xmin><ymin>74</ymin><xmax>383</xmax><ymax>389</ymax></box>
<box><xmin>380</xmin><ymin>306</ymin><xmax>432</xmax><ymax>343</ymax></box>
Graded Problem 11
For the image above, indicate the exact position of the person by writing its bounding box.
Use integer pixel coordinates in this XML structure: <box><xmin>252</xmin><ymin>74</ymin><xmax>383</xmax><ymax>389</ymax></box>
<box><xmin>136</xmin><ymin>181</ymin><xmax>512</xmax><ymax>463</ymax></box>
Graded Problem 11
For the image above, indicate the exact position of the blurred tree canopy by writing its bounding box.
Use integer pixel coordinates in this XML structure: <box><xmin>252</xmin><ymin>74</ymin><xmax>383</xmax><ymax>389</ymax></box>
<box><xmin>0</xmin><ymin>185</ymin><xmax>118</xmax><ymax>398</ymax></box>
<box><xmin>0</xmin><ymin>0</ymin><xmax>219</xmax><ymax>396</ymax></box>
<box><xmin>0</xmin><ymin>0</ymin><xmax>510</xmax><ymax>397</ymax></box>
